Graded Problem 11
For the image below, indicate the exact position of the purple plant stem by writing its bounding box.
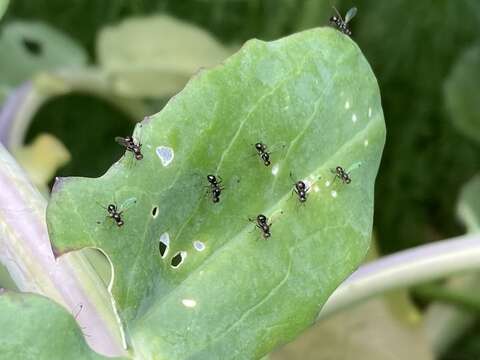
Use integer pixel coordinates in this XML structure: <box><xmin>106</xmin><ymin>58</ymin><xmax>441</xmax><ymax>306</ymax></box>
<box><xmin>0</xmin><ymin>72</ymin><xmax>146</xmax><ymax>151</ymax></box>
<box><xmin>319</xmin><ymin>233</ymin><xmax>480</xmax><ymax>319</ymax></box>
<box><xmin>0</xmin><ymin>83</ymin><xmax>32</xmax><ymax>146</ymax></box>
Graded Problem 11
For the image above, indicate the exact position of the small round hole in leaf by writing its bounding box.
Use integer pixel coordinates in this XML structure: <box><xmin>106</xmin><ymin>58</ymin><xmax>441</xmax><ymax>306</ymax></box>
<box><xmin>22</xmin><ymin>38</ymin><xmax>42</xmax><ymax>56</ymax></box>
<box><xmin>152</xmin><ymin>206</ymin><xmax>158</xmax><ymax>218</ymax></box>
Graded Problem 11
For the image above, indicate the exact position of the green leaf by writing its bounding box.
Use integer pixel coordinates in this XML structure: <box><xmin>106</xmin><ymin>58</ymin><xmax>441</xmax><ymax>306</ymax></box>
<box><xmin>97</xmin><ymin>15</ymin><xmax>232</xmax><ymax>98</ymax></box>
<box><xmin>0</xmin><ymin>21</ymin><xmax>87</xmax><ymax>88</ymax></box>
<box><xmin>445</xmin><ymin>44</ymin><xmax>480</xmax><ymax>144</ymax></box>
<box><xmin>0</xmin><ymin>291</ymin><xmax>126</xmax><ymax>360</ymax></box>
<box><xmin>0</xmin><ymin>262</ymin><xmax>17</xmax><ymax>290</ymax></box>
<box><xmin>458</xmin><ymin>174</ymin><xmax>480</xmax><ymax>233</ymax></box>
<box><xmin>47</xmin><ymin>28</ymin><xmax>385</xmax><ymax>359</ymax></box>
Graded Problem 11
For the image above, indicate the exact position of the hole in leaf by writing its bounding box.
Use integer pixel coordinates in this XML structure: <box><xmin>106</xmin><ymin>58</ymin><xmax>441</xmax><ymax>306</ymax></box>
<box><xmin>159</xmin><ymin>232</ymin><xmax>170</xmax><ymax>258</ymax></box>
<box><xmin>159</xmin><ymin>242</ymin><xmax>168</xmax><ymax>258</ymax></box>
<box><xmin>170</xmin><ymin>251</ymin><xmax>186</xmax><ymax>268</ymax></box>
<box><xmin>22</xmin><ymin>38</ymin><xmax>42</xmax><ymax>56</ymax></box>
<box><xmin>151</xmin><ymin>206</ymin><xmax>158</xmax><ymax>218</ymax></box>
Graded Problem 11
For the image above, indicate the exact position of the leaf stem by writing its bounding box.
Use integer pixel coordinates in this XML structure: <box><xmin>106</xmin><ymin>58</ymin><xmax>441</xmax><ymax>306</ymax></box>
<box><xmin>318</xmin><ymin>233</ymin><xmax>480</xmax><ymax>319</ymax></box>
<box><xmin>0</xmin><ymin>68</ymin><xmax>147</xmax><ymax>150</ymax></box>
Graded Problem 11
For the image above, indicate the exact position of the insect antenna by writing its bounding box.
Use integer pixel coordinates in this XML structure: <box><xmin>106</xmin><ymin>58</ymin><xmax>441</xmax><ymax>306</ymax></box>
<box><xmin>95</xmin><ymin>201</ymin><xmax>108</xmax><ymax>211</ymax></box>
<box><xmin>331</xmin><ymin>5</ymin><xmax>343</xmax><ymax>21</ymax></box>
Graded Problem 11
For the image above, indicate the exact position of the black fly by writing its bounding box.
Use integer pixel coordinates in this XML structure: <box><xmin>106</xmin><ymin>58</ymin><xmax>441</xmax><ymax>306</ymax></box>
<box><xmin>207</xmin><ymin>174</ymin><xmax>224</xmax><ymax>203</ymax></box>
<box><xmin>115</xmin><ymin>135</ymin><xmax>143</xmax><ymax>160</ymax></box>
<box><xmin>249</xmin><ymin>214</ymin><xmax>271</xmax><ymax>239</ymax></box>
<box><xmin>290</xmin><ymin>173</ymin><xmax>310</xmax><ymax>203</ymax></box>
<box><xmin>97</xmin><ymin>203</ymin><xmax>124</xmax><ymax>227</ymax></box>
<box><xmin>330</xmin><ymin>6</ymin><xmax>357</xmax><ymax>36</ymax></box>
<box><xmin>254</xmin><ymin>142</ymin><xmax>271</xmax><ymax>166</ymax></box>
<box><xmin>332</xmin><ymin>166</ymin><xmax>352</xmax><ymax>184</ymax></box>
<box><xmin>106</xmin><ymin>204</ymin><xmax>124</xmax><ymax>226</ymax></box>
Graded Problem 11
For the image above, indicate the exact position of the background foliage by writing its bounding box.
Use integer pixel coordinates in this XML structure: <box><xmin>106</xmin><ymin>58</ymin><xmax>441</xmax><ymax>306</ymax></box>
<box><xmin>4</xmin><ymin>0</ymin><xmax>480</xmax><ymax>250</ymax></box>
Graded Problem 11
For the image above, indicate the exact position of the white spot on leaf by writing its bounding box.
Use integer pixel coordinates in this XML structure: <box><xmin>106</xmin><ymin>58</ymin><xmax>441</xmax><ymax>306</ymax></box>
<box><xmin>331</xmin><ymin>190</ymin><xmax>338</xmax><ymax>198</ymax></box>
<box><xmin>313</xmin><ymin>185</ymin><xmax>320</xmax><ymax>193</ymax></box>
<box><xmin>160</xmin><ymin>232</ymin><xmax>170</xmax><ymax>245</ymax></box>
<box><xmin>271</xmin><ymin>164</ymin><xmax>279</xmax><ymax>176</ymax></box>
<box><xmin>368</xmin><ymin>107</ymin><xmax>372</xmax><ymax>118</ymax></box>
<box><xmin>364</xmin><ymin>139</ymin><xmax>369</xmax><ymax>147</ymax></box>
<box><xmin>345</xmin><ymin>101</ymin><xmax>350</xmax><ymax>109</ymax></box>
<box><xmin>156</xmin><ymin>146</ymin><xmax>174</xmax><ymax>167</ymax></box>
<box><xmin>325</xmin><ymin>180</ymin><xmax>331</xmax><ymax>187</ymax></box>
<box><xmin>182</xmin><ymin>299</ymin><xmax>197</xmax><ymax>308</ymax></box>
<box><xmin>193</xmin><ymin>241</ymin><xmax>205</xmax><ymax>252</ymax></box>
<box><xmin>352</xmin><ymin>114</ymin><xmax>357</xmax><ymax>123</ymax></box>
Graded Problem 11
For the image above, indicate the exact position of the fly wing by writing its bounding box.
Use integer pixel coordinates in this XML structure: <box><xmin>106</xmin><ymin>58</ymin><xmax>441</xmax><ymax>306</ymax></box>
<box><xmin>332</xmin><ymin>6</ymin><xmax>343</xmax><ymax>21</ymax></box>
<box><xmin>120</xmin><ymin>197</ymin><xmax>137</xmax><ymax>211</ymax></box>
<box><xmin>114</xmin><ymin>136</ymin><xmax>129</xmax><ymax>148</ymax></box>
<box><xmin>270</xmin><ymin>141</ymin><xmax>287</xmax><ymax>154</ymax></box>
<box><xmin>345</xmin><ymin>7</ymin><xmax>357</xmax><ymax>23</ymax></box>
<box><xmin>347</xmin><ymin>161</ymin><xmax>362</xmax><ymax>173</ymax></box>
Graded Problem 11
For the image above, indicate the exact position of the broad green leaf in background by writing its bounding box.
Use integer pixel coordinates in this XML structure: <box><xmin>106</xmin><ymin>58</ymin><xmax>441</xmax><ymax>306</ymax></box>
<box><xmin>4</xmin><ymin>0</ymin><xmax>335</xmax><ymax>55</ymax></box>
<box><xmin>48</xmin><ymin>28</ymin><xmax>385</xmax><ymax>359</ymax></box>
<box><xmin>458</xmin><ymin>175</ymin><xmax>480</xmax><ymax>232</ymax></box>
<box><xmin>97</xmin><ymin>15</ymin><xmax>233</xmax><ymax>98</ymax></box>
<box><xmin>0</xmin><ymin>21</ymin><xmax>87</xmax><ymax>103</ymax></box>
<box><xmin>0</xmin><ymin>291</ymin><xmax>126</xmax><ymax>360</ymax></box>
<box><xmin>445</xmin><ymin>44</ymin><xmax>480</xmax><ymax>144</ymax></box>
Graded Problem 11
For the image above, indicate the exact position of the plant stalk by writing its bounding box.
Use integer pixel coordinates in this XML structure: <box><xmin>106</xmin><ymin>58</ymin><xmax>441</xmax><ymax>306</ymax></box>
<box><xmin>319</xmin><ymin>233</ymin><xmax>480</xmax><ymax>320</ymax></box>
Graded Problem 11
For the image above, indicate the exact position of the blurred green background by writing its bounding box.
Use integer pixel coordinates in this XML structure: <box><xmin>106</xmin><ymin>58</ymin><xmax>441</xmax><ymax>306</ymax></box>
<box><xmin>1</xmin><ymin>1</ymin><xmax>480</xmax><ymax>359</ymax></box>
